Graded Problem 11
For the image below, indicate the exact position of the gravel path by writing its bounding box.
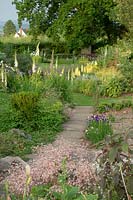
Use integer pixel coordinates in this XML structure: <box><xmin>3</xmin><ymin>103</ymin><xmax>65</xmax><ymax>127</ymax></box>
<box><xmin>3</xmin><ymin>106</ymin><xmax>98</xmax><ymax>194</ymax></box>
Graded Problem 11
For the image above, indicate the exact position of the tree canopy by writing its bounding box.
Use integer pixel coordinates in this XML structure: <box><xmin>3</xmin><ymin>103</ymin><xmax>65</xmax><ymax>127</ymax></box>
<box><xmin>13</xmin><ymin>0</ymin><xmax>127</xmax><ymax>49</ymax></box>
<box><xmin>13</xmin><ymin>0</ymin><xmax>66</xmax><ymax>35</ymax></box>
<box><xmin>116</xmin><ymin>0</ymin><xmax>133</xmax><ymax>38</ymax></box>
<box><xmin>3</xmin><ymin>20</ymin><xmax>16</xmax><ymax>36</ymax></box>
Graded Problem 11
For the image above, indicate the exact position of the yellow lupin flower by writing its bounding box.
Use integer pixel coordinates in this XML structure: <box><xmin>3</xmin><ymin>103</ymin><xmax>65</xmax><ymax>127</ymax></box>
<box><xmin>87</xmin><ymin>66</ymin><xmax>89</xmax><ymax>73</ymax></box>
<box><xmin>61</xmin><ymin>68</ymin><xmax>64</xmax><ymax>75</ymax></box>
<box><xmin>75</xmin><ymin>67</ymin><xmax>81</xmax><ymax>76</ymax></box>
<box><xmin>81</xmin><ymin>65</ymin><xmax>84</xmax><ymax>73</ymax></box>
<box><xmin>84</xmin><ymin>66</ymin><xmax>87</xmax><ymax>73</ymax></box>
<box><xmin>71</xmin><ymin>68</ymin><xmax>75</xmax><ymax>78</ymax></box>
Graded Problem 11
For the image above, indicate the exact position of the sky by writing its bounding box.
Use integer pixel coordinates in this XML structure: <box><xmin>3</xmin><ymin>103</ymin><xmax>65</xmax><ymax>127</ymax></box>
<box><xmin>0</xmin><ymin>0</ymin><xmax>18</xmax><ymax>21</ymax></box>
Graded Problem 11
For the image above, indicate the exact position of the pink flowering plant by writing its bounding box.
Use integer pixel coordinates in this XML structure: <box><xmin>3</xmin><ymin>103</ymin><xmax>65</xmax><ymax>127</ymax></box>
<box><xmin>85</xmin><ymin>114</ymin><xmax>113</xmax><ymax>143</ymax></box>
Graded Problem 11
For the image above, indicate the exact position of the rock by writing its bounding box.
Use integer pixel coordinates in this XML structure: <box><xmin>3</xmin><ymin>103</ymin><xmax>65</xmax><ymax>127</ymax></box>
<box><xmin>9</xmin><ymin>128</ymin><xmax>32</xmax><ymax>140</ymax></box>
<box><xmin>0</xmin><ymin>156</ymin><xmax>27</xmax><ymax>182</ymax></box>
<box><xmin>10</xmin><ymin>128</ymin><xmax>26</xmax><ymax>137</ymax></box>
<box><xmin>0</xmin><ymin>160</ymin><xmax>10</xmax><ymax>183</ymax></box>
<box><xmin>0</xmin><ymin>156</ymin><xmax>27</xmax><ymax>169</ymax></box>
<box><xmin>0</xmin><ymin>159</ymin><xmax>10</xmax><ymax>173</ymax></box>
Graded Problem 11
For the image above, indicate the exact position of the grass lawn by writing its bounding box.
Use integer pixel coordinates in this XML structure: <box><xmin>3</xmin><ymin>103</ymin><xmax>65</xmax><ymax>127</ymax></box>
<box><xmin>38</xmin><ymin>61</ymin><xmax>78</xmax><ymax>71</ymax></box>
<box><xmin>73</xmin><ymin>93</ymin><xmax>133</xmax><ymax>106</ymax></box>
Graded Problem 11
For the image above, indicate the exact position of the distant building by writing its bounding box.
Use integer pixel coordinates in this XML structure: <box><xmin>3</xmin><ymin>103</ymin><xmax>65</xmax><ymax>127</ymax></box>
<box><xmin>14</xmin><ymin>27</ymin><xmax>27</xmax><ymax>38</ymax></box>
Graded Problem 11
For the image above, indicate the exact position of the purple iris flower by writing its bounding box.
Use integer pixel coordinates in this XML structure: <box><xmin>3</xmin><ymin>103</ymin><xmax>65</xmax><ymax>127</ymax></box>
<box><xmin>88</xmin><ymin>114</ymin><xmax>108</xmax><ymax>122</ymax></box>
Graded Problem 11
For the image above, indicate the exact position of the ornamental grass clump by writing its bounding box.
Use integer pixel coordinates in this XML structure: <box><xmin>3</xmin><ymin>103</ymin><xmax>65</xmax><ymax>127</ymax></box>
<box><xmin>85</xmin><ymin>114</ymin><xmax>113</xmax><ymax>143</ymax></box>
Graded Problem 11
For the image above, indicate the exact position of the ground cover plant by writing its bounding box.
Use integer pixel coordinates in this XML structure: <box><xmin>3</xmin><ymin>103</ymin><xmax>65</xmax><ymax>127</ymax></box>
<box><xmin>96</xmin><ymin>100</ymin><xmax>133</xmax><ymax>113</ymax></box>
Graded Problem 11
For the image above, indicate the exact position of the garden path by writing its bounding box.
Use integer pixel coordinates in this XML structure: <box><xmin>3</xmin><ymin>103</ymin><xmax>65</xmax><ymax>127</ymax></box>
<box><xmin>57</xmin><ymin>106</ymin><xmax>94</xmax><ymax>142</ymax></box>
<box><xmin>4</xmin><ymin>106</ymin><xmax>99</xmax><ymax>194</ymax></box>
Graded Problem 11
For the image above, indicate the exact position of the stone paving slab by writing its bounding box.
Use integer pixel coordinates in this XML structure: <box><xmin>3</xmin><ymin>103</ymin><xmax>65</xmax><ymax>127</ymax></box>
<box><xmin>63</xmin><ymin>123</ymin><xmax>85</xmax><ymax>131</ymax></box>
<box><xmin>57</xmin><ymin>106</ymin><xmax>94</xmax><ymax>142</ymax></box>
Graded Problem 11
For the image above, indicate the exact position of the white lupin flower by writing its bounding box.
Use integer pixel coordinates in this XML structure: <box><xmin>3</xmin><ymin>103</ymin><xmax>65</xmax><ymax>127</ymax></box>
<box><xmin>25</xmin><ymin>164</ymin><xmax>31</xmax><ymax>176</ymax></box>
<box><xmin>14</xmin><ymin>51</ymin><xmax>18</xmax><ymax>68</ymax></box>
<box><xmin>1</xmin><ymin>61</ymin><xmax>4</xmax><ymax>83</ymax></box>
<box><xmin>35</xmin><ymin>42</ymin><xmax>40</xmax><ymax>56</ymax></box>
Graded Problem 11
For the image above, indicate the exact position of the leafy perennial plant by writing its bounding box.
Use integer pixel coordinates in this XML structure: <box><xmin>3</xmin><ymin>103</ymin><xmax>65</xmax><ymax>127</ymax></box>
<box><xmin>85</xmin><ymin>114</ymin><xmax>113</xmax><ymax>143</ymax></box>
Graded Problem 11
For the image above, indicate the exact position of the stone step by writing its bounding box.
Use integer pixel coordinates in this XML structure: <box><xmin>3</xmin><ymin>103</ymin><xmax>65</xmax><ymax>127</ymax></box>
<box><xmin>63</xmin><ymin>126</ymin><xmax>86</xmax><ymax>132</ymax></box>
<box><xmin>60</xmin><ymin>106</ymin><xmax>93</xmax><ymax>141</ymax></box>
<box><xmin>61</xmin><ymin>129</ymin><xmax>85</xmax><ymax>136</ymax></box>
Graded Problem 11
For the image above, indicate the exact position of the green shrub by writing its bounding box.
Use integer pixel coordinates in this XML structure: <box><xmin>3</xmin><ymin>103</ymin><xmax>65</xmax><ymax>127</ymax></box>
<box><xmin>35</xmin><ymin>97</ymin><xmax>64</xmax><ymax>131</ymax></box>
<box><xmin>45</xmin><ymin>74</ymin><xmax>72</xmax><ymax>103</ymax></box>
<box><xmin>73</xmin><ymin>78</ymin><xmax>98</xmax><ymax>96</ymax></box>
<box><xmin>85</xmin><ymin>114</ymin><xmax>113</xmax><ymax>143</ymax></box>
<box><xmin>11</xmin><ymin>91</ymin><xmax>39</xmax><ymax>120</ymax></box>
<box><xmin>100</xmin><ymin>77</ymin><xmax>123</xmax><ymax>97</ymax></box>
<box><xmin>11</xmin><ymin>91</ymin><xmax>64</xmax><ymax>132</ymax></box>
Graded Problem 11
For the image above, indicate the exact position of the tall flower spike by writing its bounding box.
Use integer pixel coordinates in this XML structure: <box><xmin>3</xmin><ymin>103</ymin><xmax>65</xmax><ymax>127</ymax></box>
<box><xmin>1</xmin><ymin>61</ymin><xmax>4</xmax><ymax>83</ymax></box>
<box><xmin>35</xmin><ymin>42</ymin><xmax>40</xmax><ymax>56</ymax></box>
<box><xmin>14</xmin><ymin>50</ymin><xmax>18</xmax><ymax>68</ymax></box>
<box><xmin>25</xmin><ymin>164</ymin><xmax>30</xmax><ymax>177</ymax></box>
